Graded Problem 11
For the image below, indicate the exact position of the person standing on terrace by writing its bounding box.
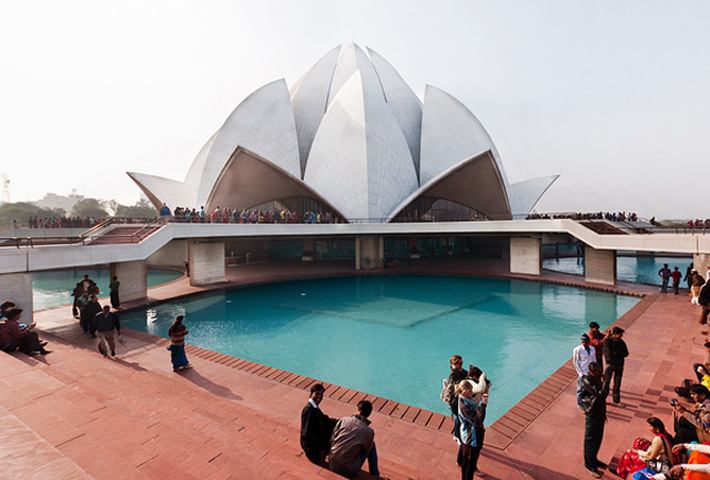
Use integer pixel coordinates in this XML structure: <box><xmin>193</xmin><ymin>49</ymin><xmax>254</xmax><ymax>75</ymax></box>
<box><xmin>604</xmin><ymin>327</ymin><xmax>629</xmax><ymax>405</ymax></box>
<box><xmin>671</xmin><ymin>267</ymin><xmax>683</xmax><ymax>295</ymax></box>
<box><xmin>109</xmin><ymin>276</ymin><xmax>120</xmax><ymax>310</ymax></box>
<box><xmin>573</xmin><ymin>334</ymin><xmax>596</xmax><ymax>410</ymax></box>
<box><xmin>659</xmin><ymin>264</ymin><xmax>672</xmax><ymax>293</ymax></box>
<box><xmin>167</xmin><ymin>315</ymin><xmax>190</xmax><ymax>372</ymax></box>
<box><xmin>159</xmin><ymin>203</ymin><xmax>171</xmax><ymax>216</ymax></box>
<box><xmin>686</xmin><ymin>263</ymin><xmax>695</xmax><ymax>289</ymax></box>
<box><xmin>588</xmin><ymin>322</ymin><xmax>606</xmax><ymax>366</ymax></box>
<box><xmin>581</xmin><ymin>362</ymin><xmax>609</xmax><ymax>478</ymax></box>
<box><xmin>699</xmin><ymin>282</ymin><xmax>710</xmax><ymax>326</ymax></box>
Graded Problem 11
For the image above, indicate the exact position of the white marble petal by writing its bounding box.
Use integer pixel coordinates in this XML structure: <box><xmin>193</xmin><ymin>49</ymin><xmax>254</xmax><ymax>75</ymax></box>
<box><xmin>184</xmin><ymin>130</ymin><xmax>217</xmax><ymax>190</ymax></box>
<box><xmin>508</xmin><ymin>174</ymin><xmax>560</xmax><ymax>219</ymax></box>
<box><xmin>290</xmin><ymin>45</ymin><xmax>341</xmax><ymax>177</ymax></box>
<box><xmin>367</xmin><ymin>47</ymin><xmax>423</xmax><ymax>180</ymax></box>
<box><xmin>127</xmin><ymin>172</ymin><xmax>197</xmax><ymax>210</ymax></box>
<box><xmin>420</xmin><ymin>85</ymin><xmax>509</xmax><ymax>188</ymax></box>
<box><xmin>306</xmin><ymin>71</ymin><xmax>418</xmax><ymax>221</ymax></box>
<box><xmin>197</xmin><ymin>79</ymin><xmax>300</xmax><ymax>205</ymax></box>
<box><xmin>327</xmin><ymin>44</ymin><xmax>385</xmax><ymax>109</ymax></box>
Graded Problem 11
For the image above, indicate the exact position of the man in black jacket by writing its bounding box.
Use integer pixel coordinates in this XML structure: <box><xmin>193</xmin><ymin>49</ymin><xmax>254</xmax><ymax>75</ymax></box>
<box><xmin>699</xmin><ymin>282</ymin><xmax>710</xmax><ymax>325</ymax></box>
<box><xmin>80</xmin><ymin>295</ymin><xmax>102</xmax><ymax>337</ymax></box>
<box><xmin>300</xmin><ymin>383</ymin><xmax>336</xmax><ymax>464</ymax></box>
<box><xmin>604</xmin><ymin>326</ymin><xmax>629</xmax><ymax>404</ymax></box>
<box><xmin>581</xmin><ymin>362</ymin><xmax>610</xmax><ymax>478</ymax></box>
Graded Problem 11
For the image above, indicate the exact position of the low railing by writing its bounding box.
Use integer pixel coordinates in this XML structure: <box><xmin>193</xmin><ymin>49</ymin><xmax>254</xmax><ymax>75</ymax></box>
<box><xmin>1</xmin><ymin>215</ymin><xmax>709</xmax><ymax>249</ymax></box>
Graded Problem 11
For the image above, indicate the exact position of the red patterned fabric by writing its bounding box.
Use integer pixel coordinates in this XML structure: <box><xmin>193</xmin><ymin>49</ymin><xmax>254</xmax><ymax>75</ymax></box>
<box><xmin>616</xmin><ymin>438</ymin><xmax>652</xmax><ymax>478</ymax></box>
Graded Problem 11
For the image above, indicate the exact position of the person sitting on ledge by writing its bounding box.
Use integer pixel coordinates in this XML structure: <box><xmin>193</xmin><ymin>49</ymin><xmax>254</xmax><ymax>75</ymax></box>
<box><xmin>300</xmin><ymin>383</ymin><xmax>336</xmax><ymax>464</ymax></box>
<box><xmin>669</xmin><ymin>443</ymin><xmax>710</xmax><ymax>478</ymax></box>
<box><xmin>672</xmin><ymin>384</ymin><xmax>710</xmax><ymax>444</ymax></box>
<box><xmin>0</xmin><ymin>308</ymin><xmax>50</xmax><ymax>355</ymax></box>
<box><xmin>622</xmin><ymin>417</ymin><xmax>676</xmax><ymax>479</ymax></box>
<box><xmin>329</xmin><ymin>400</ymin><xmax>382</xmax><ymax>478</ymax></box>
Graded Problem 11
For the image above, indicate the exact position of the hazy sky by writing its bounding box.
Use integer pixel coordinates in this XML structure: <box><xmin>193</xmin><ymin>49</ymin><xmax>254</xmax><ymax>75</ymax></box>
<box><xmin>1</xmin><ymin>0</ymin><xmax>708</xmax><ymax>219</ymax></box>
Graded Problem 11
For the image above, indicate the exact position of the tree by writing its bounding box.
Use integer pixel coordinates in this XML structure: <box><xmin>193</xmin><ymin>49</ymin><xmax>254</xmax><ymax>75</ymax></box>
<box><xmin>113</xmin><ymin>199</ymin><xmax>158</xmax><ymax>218</ymax></box>
<box><xmin>71</xmin><ymin>198</ymin><xmax>108</xmax><ymax>218</ymax></box>
<box><xmin>0</xmin><ymin>202</ymin><xmax>60</xmax><ymax>226</ymax></box>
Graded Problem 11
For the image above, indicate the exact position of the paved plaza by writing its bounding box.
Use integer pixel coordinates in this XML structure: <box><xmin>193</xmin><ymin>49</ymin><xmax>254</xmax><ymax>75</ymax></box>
<box><xmin>0</xmin><ymin>260</ymin><xmax>703</xmax><ymax>479</ymax></box>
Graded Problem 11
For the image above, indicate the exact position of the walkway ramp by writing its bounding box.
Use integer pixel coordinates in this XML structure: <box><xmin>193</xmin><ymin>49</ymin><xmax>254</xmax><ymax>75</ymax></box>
<box><xmin>579</xmin><ymin>220</ymin><xmax>628</xmax><ymax>235</ymax></box>
<box><xmin>83</xmin><ymin>221</ymin><xmax>165</xmax><ymax>246</ymax></box>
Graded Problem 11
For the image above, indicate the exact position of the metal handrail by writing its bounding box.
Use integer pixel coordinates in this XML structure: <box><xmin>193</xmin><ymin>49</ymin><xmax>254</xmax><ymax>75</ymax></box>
<box><xmin>130</xmin><ymin>217</ymin><xmax>167</xmax><ymax>241</ymax></box>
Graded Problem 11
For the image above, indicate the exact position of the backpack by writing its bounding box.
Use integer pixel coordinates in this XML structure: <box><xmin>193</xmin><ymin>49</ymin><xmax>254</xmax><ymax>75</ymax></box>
<box><xmin>440</xmin><ymin>378</ymin><xmax>455</xmax><ymax>407</ymax></box>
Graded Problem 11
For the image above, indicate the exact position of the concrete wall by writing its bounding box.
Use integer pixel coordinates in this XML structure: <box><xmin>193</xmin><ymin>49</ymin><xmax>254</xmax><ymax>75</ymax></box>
<box><xmin>110</xmin><ymin>260</ymin><xmax>147</xmax><ymax>303</ymax></box>
<box><xmin>694</xmin><ymin>253</ymin><xmax>710</xmax><ymax>281</ymax></box>
<box><xmin>147</xmin><ymin>239</ymin><xmax>188</xmax><ymax>268</ymax></box>
<box><xmin>188</xmin><ymin>241</ymin><xmax>225</xmax><ymax>286</ymax></box>
<box><xmin>509</xmin><ymin>237</ymin><xmax>541</xmax><ymax>275</ymax></box>
<box><xmin>355</xmin><ymin>236</ymin><xmax>383</xmax><ymax>270</ymax></box>
<box><xmin>0</xmin><ymin>273</ymin><xmax>33</xmax><ymax>322</ymax></box>
<box><xmin>585</xmin><ymin>245</ymin><xmax>616</xmax><ymax>286</ymax></box>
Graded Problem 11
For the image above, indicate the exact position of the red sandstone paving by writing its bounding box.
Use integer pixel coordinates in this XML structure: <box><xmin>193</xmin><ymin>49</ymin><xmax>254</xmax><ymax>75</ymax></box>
<box><xmin>1</xmin><ymin>260</ymin><xmax>700</xmax><ymax>479</ymax></box>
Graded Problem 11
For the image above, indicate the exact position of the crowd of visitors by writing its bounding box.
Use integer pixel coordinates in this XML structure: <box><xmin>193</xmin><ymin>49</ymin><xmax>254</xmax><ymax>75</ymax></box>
<box><xmin>526</xmin><ymin>211</ymin><xmax>641</xmax><ymax>222</ymax></box>
<box><xmin>569</xmin><ymin>311</ymin><xmax>710</xmax><ymax>479</ymax></box>
<box><xmin>26</xmin><ymin>216</ymin><xmax>104</xmax><ymax>228</ymax></box>
<box><xmin>687</xmin><ymin>220</ymin><xmax>710</xmax><ymax>228</ymax></box>
<box><xmin>160</xmin><ymin>203</ymin><xmax>336</xmax><ymax>224</ymax></box>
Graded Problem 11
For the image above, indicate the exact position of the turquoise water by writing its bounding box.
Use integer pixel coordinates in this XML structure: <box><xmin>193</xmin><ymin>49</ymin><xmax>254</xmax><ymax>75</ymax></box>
<box><xmin>119</xmin><ymin>275</ymin><xmax>639</xmax><ymax>423</ymax></box>
<box><xmin>33</xmin><ymin>269</ymin><xmax>183</xmax><ymax>310</ymax></box>
<box><xmin>543</xmin><ymin>256</ymin><xmax>693</xmax><ymax>285</ymax></box>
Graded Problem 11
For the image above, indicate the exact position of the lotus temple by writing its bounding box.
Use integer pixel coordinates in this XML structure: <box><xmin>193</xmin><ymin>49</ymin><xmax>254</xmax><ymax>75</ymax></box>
<box><xmin>128</xmin><ymin>44</ymin><xmax>558</xmax><ymax>222</ymax></box>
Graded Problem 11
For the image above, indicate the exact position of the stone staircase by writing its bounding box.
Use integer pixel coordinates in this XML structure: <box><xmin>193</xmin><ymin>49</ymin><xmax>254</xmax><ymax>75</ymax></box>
<box><xmin>87</xmin><ymin>225</ymin><xmax>162</xmax><ymax>245</ymax></box>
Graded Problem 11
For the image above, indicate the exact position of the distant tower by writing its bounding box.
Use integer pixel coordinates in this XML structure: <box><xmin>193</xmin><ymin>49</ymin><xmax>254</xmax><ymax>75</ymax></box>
<box><xmin>1</xmin><ymin>173</ymin><xmax>9</xmax><ymax>204</ymax></box>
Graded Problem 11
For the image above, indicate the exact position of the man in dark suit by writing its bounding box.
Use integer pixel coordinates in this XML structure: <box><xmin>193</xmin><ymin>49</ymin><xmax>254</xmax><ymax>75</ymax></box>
<box><xmin>301</xmin><ymin>383</ymin><xmax>336</xmax><ymax>464</ymax></box>
<box><xmin>581</xmin><ymin>362</ymin><xmax>610</xmax><ymax>478</ymax></box>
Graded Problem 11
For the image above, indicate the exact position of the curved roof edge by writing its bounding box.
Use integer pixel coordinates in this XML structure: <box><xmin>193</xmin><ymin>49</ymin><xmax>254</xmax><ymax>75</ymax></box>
<box><xmin>197</xmin><ymin>79</ymin><xmax>300</xmax><ymax>205</ymax></box>
<box><xmin>387</xmin><ymin>150</ymin><xmax>511</xmax><ymax>221</ymax></box>
<box><xmin>509</xmin><ymin>174</ymin><xmax>560</xmax><ymax>219</ymax></box>
<box><xmin>184</xmin><ymin>130</ymin><xmax>218</xmax><ymax>188</ymax></box>
<box><xmin>205</xmin><ymin>146</ymin><xmax>347</xmax><ymax>220</ymax></box>
<box><xmin>420</xmin><ymin>85</ymin><xmax>508</xmax><ymax>188</ymax></box>
<box><xmin>127</xmin><ymin>172</ymin><xmax>197</xmax><ymax>210</ymax></box>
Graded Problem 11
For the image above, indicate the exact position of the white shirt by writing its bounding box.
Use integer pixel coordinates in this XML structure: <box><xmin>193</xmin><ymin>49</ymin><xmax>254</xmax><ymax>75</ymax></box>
<box><xmin>572</xmin><ymin>344</ymin><xmax>596</xmax><ymax>376</ymax></box>
<box><xmin>681</xmin><ymin>443</ymin><xmax>710</xmax><ymax>472</ymax></box>
<box><xmin>308</xmin><ymin>398</ymin><xmax>319</xmax><ymax>409</ymax></box>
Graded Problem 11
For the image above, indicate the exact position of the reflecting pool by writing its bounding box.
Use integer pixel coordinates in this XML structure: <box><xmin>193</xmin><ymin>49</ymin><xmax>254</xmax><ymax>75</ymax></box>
<box><xmin>33</xmin><ymin>269</ymin><xmax>183</xmax><ymax>310</ymax></box>
<box><xmin>543</xmin><ymin>255</ymin><xmax>693</xmax><ymax>286</ymax></box>
<box><xmin>120</xmin><ymin>275</ymin><xmax>639</xmax><ymax>423</ymax></box>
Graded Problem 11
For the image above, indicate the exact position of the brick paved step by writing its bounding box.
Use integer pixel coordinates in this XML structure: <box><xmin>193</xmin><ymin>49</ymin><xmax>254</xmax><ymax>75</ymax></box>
<box><xmin>0</xmin><ymin>331</ymin><xmax>459</xmax><ymax>480</ymax></box>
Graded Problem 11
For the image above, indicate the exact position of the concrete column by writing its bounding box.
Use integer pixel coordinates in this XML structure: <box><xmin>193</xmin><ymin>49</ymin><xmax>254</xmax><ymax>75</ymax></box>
<box><xmin>110</xmin><ymin>260</ymin><xmax>147</xmax><ymax>303</ymax></box>
<box><xmin>188</xmin><ymin>241</ymin><xmax>225</xmax><ymax>286</ymax></box>
<box><xmin>509</xmin><ymin>237</ymin><xmax>542</xmax><ymax>275</ymax></box>
<box><xmin>355</xmin><ymin>237</ymin><xmax>361</xmax><ymax>271</ymax></box>
<box><xmin>356</xmin><ymin>236</ymin><xmax>383</xmax><ymax>270</ymax></box>
<box><xmin>147</xmin><ymin>239</ymin><xmax>188</xmax><ymax>268</ymax></box>
<box><xmin>585</xmin><ymin>245</ymin><xmax>616</xmax><ymax>286</ymax></box>
<box><xmin>0</xmin><ymin>273</ymin><xmax>33</xmax><ymax>322</ymax></box>
<box><xmin>303</xmin><ymin>239</ymin><xmax>315</xmax><ymax>255</ymax></box>
<box><xmin>694</xmin><ymin>254</ymin><xmax>710</xmax><ymax>281</ymax></box>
